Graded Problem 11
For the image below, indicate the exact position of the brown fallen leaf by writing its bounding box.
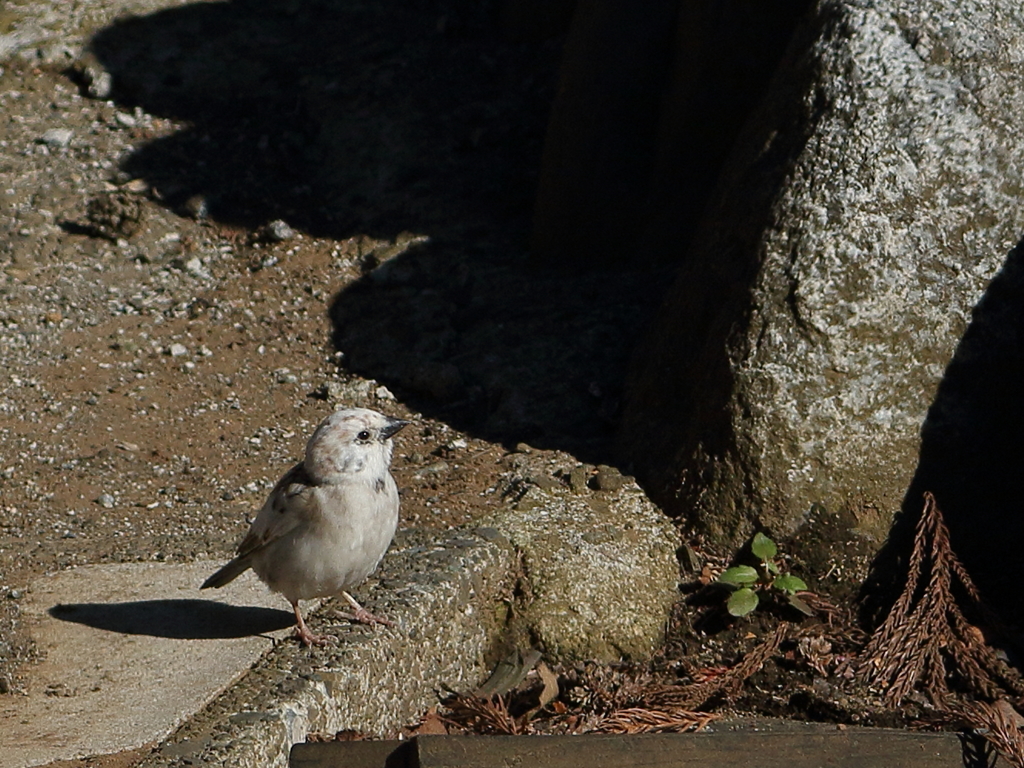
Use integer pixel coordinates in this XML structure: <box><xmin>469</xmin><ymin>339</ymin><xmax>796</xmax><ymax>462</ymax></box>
<box><xmin>537</xmin><ymin>662</ymin><xmax>559</xmax><ymax>709</ymax></box>
<box><xmin>414</xmin><ymin>706</ymin><xmax>449</xmax><ymax>735</ymax></box>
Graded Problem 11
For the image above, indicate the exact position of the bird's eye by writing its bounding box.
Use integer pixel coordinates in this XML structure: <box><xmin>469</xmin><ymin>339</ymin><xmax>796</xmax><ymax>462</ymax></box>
<box><xmin>357</xmin><ymin>430</ymin><xmax>371</xmax><ymax>441</ymax></box>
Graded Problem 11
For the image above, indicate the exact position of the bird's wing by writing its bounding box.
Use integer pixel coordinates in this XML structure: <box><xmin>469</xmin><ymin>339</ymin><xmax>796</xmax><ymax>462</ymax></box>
<box><xmin>235</xmin><ymin>462</ymin><xmax>320</xmax><ymax>559</ymax></box>
<box><xmin>202</xmin><ymin>462</ymin><xmax>321</xmax><ymax>590</ymax></box>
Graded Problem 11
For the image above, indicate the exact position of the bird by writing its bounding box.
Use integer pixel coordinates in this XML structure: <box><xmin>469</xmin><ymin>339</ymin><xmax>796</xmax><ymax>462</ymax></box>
<box><xmin>201</xmin><ymin>407</ymin><xmax>409</xmax><ymax>646</ymax></box>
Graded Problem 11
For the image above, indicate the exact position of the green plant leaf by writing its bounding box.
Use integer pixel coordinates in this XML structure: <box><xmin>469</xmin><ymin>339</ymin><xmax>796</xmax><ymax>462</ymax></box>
<box><xmin>751</xmin><ymin>532</ymin><xmax>777</xmax><ymax>560</ymax></box>
<box><xmin>765</xmin><ymin>561</ymin><xmax>781</xmax><ymax>576</ymax></box>
<box><xmin>786</xmin><ymin>594</ymin><xmax>816</xmax><ymax>616</ymax></box>
<box><xmin>772</xmin><ymin>575</ymin><xmax>808</xmax><ymax>594</ymax></box>
<box><xmin>727</xmin><ymin>587</ymin><xmax>759</xmax><ymax>617</ymax></box>
<box><xmin>718</xmin><ymin>565</ymin><xmax>759</xmax><ymax>586</ymax></box>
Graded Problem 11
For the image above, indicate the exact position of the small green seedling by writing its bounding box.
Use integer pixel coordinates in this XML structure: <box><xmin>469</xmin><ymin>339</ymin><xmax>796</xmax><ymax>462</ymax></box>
<box><xmin>717</xmin><ymin>532</ymin><xmax>811</xmax><ymax>617</ymax></box>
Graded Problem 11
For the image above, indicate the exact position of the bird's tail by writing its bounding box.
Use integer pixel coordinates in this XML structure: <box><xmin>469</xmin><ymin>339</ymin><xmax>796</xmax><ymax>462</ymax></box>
<box><xmin>201</xmin><ymin>556</ymin><xmax>252</xmax><ymax>589</ymax></box>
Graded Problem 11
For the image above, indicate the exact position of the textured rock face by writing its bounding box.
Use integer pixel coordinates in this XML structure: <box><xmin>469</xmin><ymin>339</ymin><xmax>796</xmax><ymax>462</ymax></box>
<box><xmin>621</xmin><ymin>0</ymin><xmax>1024</xmax><ymax>551</ymax></box>
<box><xmin>492</xmin><ymin>482</ymin><xmax>681</xmax><ymax>662</ymax></box>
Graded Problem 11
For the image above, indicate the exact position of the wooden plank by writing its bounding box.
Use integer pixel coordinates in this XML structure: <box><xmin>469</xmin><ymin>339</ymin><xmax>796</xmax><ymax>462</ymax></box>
<box><xmin>290</xmin><ymin>723</ymin><xmax>1002</xmax><ymax>768</ymax></box>
<box><xmin>289</xmin><ymin>739</ymin><xmax>411</xmax><ymax>768</ymax></box>
<box><xmin>414</xmin><ymin>728</ymin><xmax>979</xmax><ymax>768</ymax></box>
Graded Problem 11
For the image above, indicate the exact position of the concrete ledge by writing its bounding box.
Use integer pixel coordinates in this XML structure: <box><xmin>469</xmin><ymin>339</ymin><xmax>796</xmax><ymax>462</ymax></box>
<box><xmin>8</xmin><ymin>473</ymin><xmax>682</xmax><ymax>768</ymax></box>
<box><xmin>139</xmin><ymin>528</ymin><xmax>518</xmax><ymax>768</ymax></box>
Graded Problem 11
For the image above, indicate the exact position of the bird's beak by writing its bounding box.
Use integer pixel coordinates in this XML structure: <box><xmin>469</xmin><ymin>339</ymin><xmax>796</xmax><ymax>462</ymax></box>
<box><xmin>380</xmin><ymin>418</ymin><xmax>410</xmax><ymax>440</ymax></box>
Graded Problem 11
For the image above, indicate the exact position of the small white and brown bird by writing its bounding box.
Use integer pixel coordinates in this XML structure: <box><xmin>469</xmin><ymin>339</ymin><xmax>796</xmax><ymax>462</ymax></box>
<box><xmin>202</xmin><ymin>407</ymin><xmax>409</xmax><ymax>646</ymax></box>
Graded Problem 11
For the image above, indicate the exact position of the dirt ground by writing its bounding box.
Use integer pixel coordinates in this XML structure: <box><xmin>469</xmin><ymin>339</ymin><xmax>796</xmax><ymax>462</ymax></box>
<box><xmin>0</xmin><ymin>1</ymin><xmax>960</xmax><ymax>766</ymax></box>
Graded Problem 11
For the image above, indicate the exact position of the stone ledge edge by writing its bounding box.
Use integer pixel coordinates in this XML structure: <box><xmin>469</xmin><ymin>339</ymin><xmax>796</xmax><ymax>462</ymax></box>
<box><xmin>140</xmin><ymin>528</ymin><xmax>517</xmax><ymax>768</ymax></box>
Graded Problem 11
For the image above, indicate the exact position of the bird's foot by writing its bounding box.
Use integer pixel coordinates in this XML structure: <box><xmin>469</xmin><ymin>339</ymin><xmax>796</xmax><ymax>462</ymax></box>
<box><xmin>292</xmin><ymin>602</ymin><xmax>335</xmax><ymax>647</ymax></box>
<box><xmin>294</xmin><ymin>626</ymin><xmax>334</xmax><ymax>647</ymax></box>
<box><xmin>338</xmin><ymin>591</ymin><xmax>395</xmax><ymax>627</ymax></box>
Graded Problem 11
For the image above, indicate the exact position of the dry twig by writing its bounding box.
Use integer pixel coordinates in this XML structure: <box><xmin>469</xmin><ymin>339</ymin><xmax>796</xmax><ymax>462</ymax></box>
<box><xmin>443</xmin><ymin>692</ymin><xmax>523</xmax><ymax>735</ymax></box>
<box><xmin>443</xmin><ymin>624</ymin><xmax>788</xmax><ymax>738</ymax></box>
<box><xmin>590</xmin><ymin>707</ymin><xmax>718</xmax><ymax>734</ymax></box>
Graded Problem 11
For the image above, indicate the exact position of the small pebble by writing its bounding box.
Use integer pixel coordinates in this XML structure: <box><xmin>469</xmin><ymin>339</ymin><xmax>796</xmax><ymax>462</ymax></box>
<box><xmin>593</xmin><ymin>465</ymin><xmax>624</xmax><ymax>492</ymax></box>
<box><xmin>568</xmin><ymin>465</ymin><xmax>590</xmax><ymax>495</ymax></box>
<box><xmin>121</xmin><ymin>178</ymin><xmax>149</xmax><ymax>194</ymax></box>
<box><xmin>77</xmin><ymin>54</ymin><xmax>112</xmax><ymax>98</ymax></box>
<box><xmin>184</xmin><ymin>257</ymin><xmax>210</xmax><ymax>279</ymax></box>
<box><xmin>96</xmin><ymin>493</ymin><xmax>115</xmax><ymax>508</ymax></box>
<box><xmin>415</xmin><ymin>461</ymin><xmax>448</xmax><ymax>478</ymax></box>
<box><xmin>263</xmin><ymin>219</ymin><xmax>296</xmax><ymax>242</ymax></box>
<box><xmin>168</xmin><ymin>343</ymin><xmax>188</xmax><ymax>357</ymax></box>
<box><xmin>184</xmin><ymin>194</ymin><xmax>208</xmax><ymax>220</ymax></box>
<box><xmin>530</xmin><ymin>474</ymin><xmax>561</xmax><ymax>492</ymax></box>
<box><xmin>321</xmin><ymin>381</ymin><xmax>346</xmax><ymax>400</ymax></box>
<box><xmin>39</xmin><ymin>128</ymin><xmax>73</xmax><ymax>147</ymax></box>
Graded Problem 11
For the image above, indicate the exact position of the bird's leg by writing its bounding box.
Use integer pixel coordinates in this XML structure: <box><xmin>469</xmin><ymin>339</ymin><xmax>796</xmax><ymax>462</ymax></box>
<box><xmin>292</xmin><ymin>601</ymin><xmax>332</xmax><ymax>646</ymax></box>
<box><xmin>337</xmin><ymin>591</ymin><xmax>395</xmax><ymax>627</ymax></box>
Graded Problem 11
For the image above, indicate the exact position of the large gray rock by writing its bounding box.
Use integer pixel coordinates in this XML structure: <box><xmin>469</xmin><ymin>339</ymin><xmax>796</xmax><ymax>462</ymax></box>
<box><xmin>621</xmin><ymin>0</ymin><xmax>1024</xmax><ymax>551</ymax></box>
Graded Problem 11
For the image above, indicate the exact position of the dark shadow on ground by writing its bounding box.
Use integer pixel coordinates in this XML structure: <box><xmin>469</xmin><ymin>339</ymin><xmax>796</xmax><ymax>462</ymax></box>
<box><xmin>85</xmin><ymin>0</ymin><xmax>677</xmax><ymax>465</ymax></box>
<box><xmin>49</xmin><ymin>599</ymin><xmax>295</xmax><ymax>639</ymax></box>
<box><xmin>329</xmin><ymin>250</ymin><xmax>677</xmax><ymax>463</ymax></box>
<box><xmin>862</xmin><ymin>237</ymin><xmax>1024</xmax><ymax>639</ymax></box>
<box><xmin>87</xmin><ymin>0</ymin><xmax>556</xmax><ymax>241</ymax></box>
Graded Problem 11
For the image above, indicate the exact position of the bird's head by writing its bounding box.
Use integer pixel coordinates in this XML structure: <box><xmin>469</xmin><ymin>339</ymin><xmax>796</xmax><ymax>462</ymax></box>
<box><xmin>304</xmin><ymin>408</ymin><xmax>409</xmax><ymax>483</ymax></box>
